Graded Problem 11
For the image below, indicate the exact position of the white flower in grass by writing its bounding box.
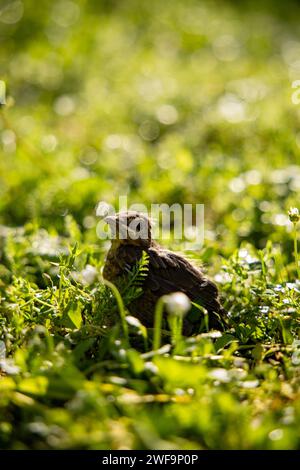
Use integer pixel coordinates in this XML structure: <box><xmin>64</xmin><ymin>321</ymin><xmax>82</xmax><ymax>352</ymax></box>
<box><xmin>164</xmin><ymin>292</ymin><xmax>191</xmax><ymax>317</ymax></box>
<box><xmin>288</xmin><ymin>207</ymin><xmax>300</xmax><ymax>224</ymax></box>
<box><xmin>81</xmin><ymin>265</ymin><xmax>98</xmax><ymax>285</ymax></box>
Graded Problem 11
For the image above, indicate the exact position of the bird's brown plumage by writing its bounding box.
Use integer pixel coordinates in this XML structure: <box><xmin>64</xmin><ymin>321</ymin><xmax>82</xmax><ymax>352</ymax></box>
<box><xmin>103</xmin><ymin>211</ymin><xmax>227</xmax><ymax>334</ymax></box>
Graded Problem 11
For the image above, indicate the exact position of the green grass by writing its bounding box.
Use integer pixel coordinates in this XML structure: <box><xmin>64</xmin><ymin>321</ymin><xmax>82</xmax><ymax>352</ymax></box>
<box><xmin>1</xmin><ymin>0</ymin><xmax>300</xmax><ymax>449</ymax></box>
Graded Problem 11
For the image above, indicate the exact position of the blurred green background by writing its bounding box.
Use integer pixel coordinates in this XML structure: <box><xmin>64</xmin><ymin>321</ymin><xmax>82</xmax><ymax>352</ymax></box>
<box><xmin>1</xmin><ymin>0</ymin><xmax>300</xmax><ymax>451</ymax></box>
<box><xmin>1</xmin><ymin>0</ymin><xmax>300</xmax><ymax>253</ymax></box>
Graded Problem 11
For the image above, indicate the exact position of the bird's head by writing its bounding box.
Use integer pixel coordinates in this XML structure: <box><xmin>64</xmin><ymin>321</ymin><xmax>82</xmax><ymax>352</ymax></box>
<box><xmin>105</xmin><ymin>211</ymin><xmax>152</xmax><ymax>248</ymax></box>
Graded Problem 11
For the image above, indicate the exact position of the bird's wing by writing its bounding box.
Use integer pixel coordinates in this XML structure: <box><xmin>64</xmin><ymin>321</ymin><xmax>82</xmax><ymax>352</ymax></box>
<box><xmin>116</xmin><ymin>244</ymin><xmax>222</xmax><ymax>313</ymax></box>
<box><xmin>147</xmin><ymin>247</ymin><xmax>222</xmax><ymax>313</ymax></box>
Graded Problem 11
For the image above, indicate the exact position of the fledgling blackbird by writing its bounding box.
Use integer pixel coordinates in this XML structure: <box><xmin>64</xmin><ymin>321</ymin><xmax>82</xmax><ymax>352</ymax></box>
<box><xmin>103</xmin><ymin>211</ymin><xmax>227</xmax><ymax>335</ymax></box>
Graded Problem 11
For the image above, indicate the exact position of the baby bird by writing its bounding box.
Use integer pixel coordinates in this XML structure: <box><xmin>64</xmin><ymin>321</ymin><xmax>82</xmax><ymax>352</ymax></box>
<box><xmin>103</xmin><ymin>211</ymin><xmax>226</xmax><ymax>335</ymax></box>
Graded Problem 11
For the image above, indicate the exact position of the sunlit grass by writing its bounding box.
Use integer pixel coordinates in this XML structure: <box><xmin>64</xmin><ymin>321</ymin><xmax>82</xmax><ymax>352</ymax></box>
<box><xmin>1</xmin><ymin>0</ymin><xmax>300</xmax><ymax>450</ymax></box>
